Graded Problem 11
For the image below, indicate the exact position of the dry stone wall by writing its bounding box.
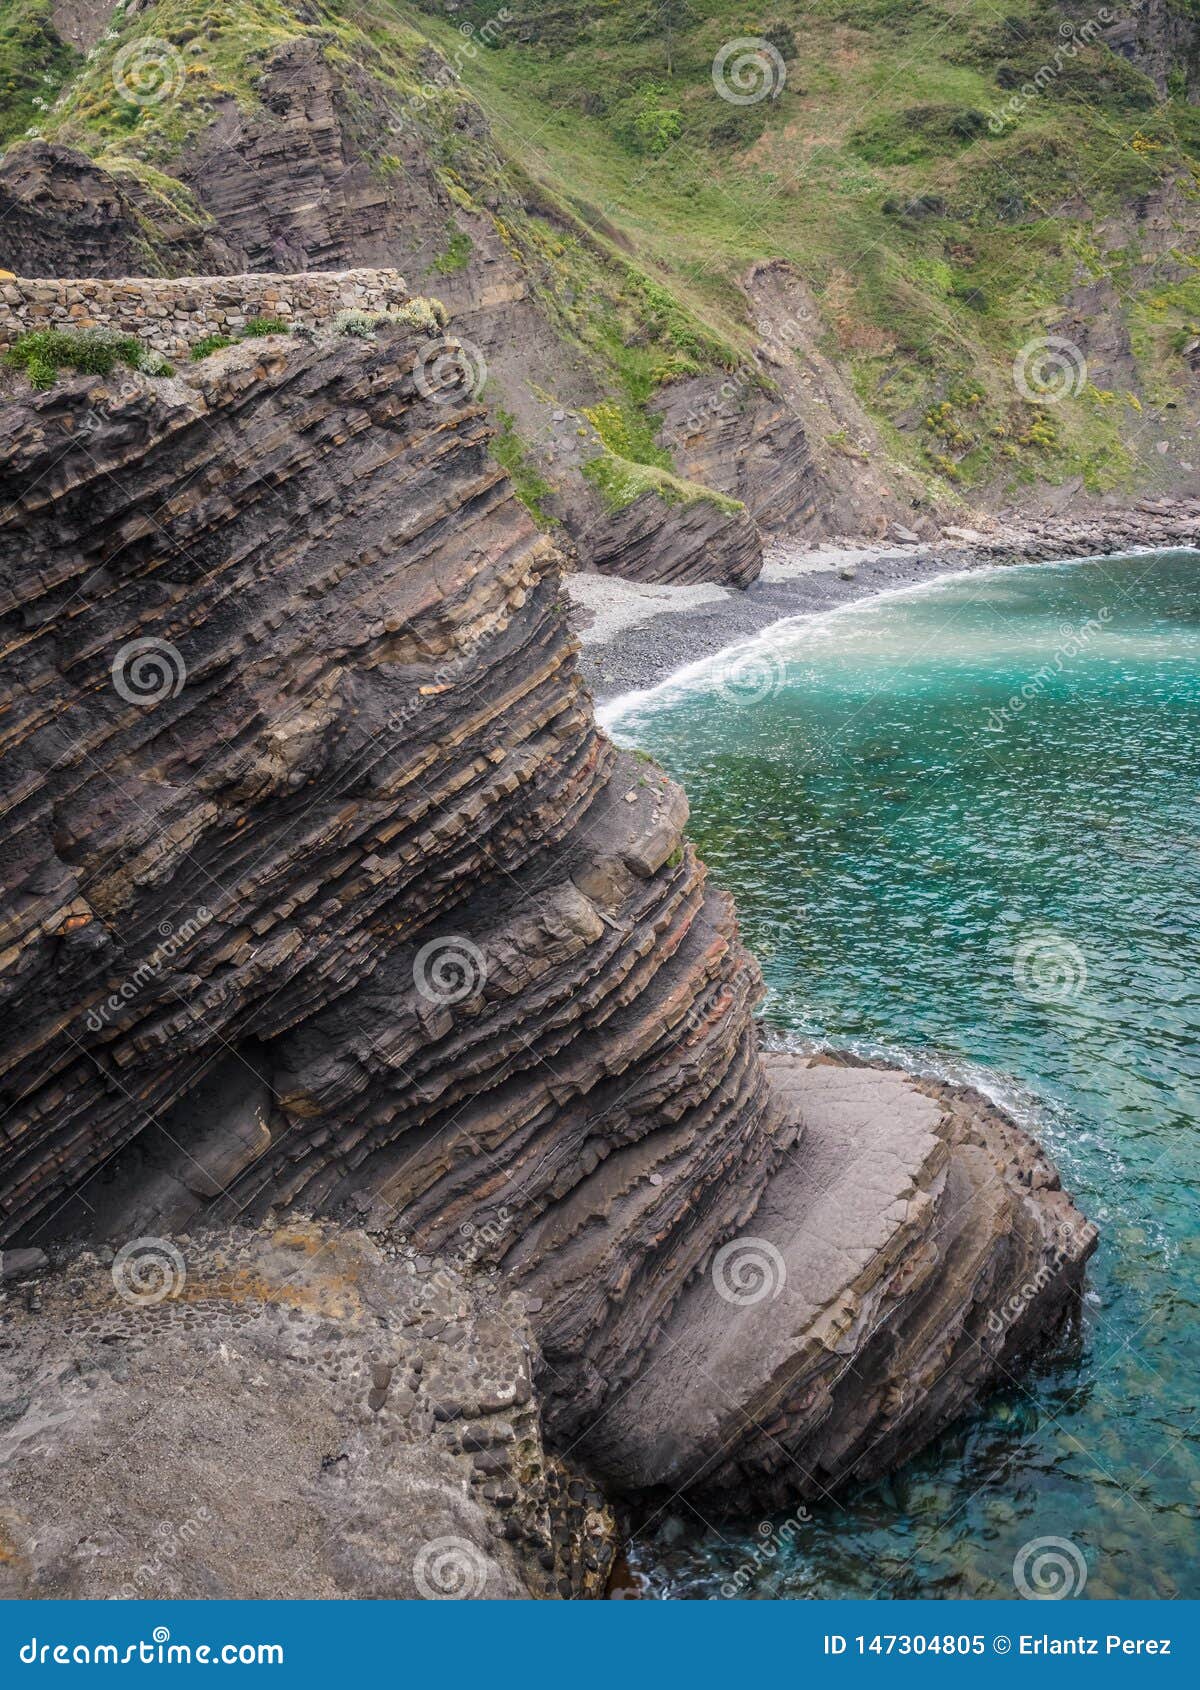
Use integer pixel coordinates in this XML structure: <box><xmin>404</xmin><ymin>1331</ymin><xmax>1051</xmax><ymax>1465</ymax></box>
<box><xmin>0</xmin><ymin>267</ymin><xmax>409</xmax><ymax>360</ymax></box>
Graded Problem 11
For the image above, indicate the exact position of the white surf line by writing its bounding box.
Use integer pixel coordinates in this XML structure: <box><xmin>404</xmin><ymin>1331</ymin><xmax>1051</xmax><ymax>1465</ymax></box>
<box><xmin>596</xmin><ymin>546</ymin><xmax>1182</xmax><ymax>731</ymax></box>
<box><xmin>598</xmin><ymin>560</ymin><xmax>997</xmax><ymax>729</ymax></box>
<box><xmin>761</xmin><ymin>1027</ymin><xmax>1148</xmax><ymax>1247</ymax></box>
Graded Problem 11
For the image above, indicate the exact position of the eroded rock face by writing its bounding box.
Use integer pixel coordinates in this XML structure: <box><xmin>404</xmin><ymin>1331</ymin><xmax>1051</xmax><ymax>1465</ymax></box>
<box><xmin>0</xmin><ymin>324</ymin><xmax>611</xmax><ymax>1243</ymax></box>
<box><xmin>1099</xmin><ymin>2</ymin><xmax>1200</xmax><ymax>101</ymax></box>
<box><xmin>50</xmin><ymin>1</ymin><xmax>122</xmax><ymax>54</ymax></box>
<box><xmin>0</xmin><ymin>322</ymin><xmax>1094</xmax><ymax>1564</ymax></box>
<box><xmin>0</xmin><ymin>318</ymin><xmax>789</xmax><ymax>1456</ymax></box>
<box><xmin>0</xmin><ymin>21</ymin><xmax>914</xmax><ymax>587</ymax></box>
<box><xmin>0</xmin><ymin>1222</ymin><xmax>616</xmax><ymax>1599</ymax></box>
<box><xmin>581</xmin><ymin>1055</ymin><xmax>1095</xmax><ymax>1507</ymax></box>
<box><xmin>0</xmin><ymin>142</ymin><xmax>234</xmax><ymax>279</ymax></box>
<box><xmin>565</xmin><ymin>487</ymin><xmax>762</xmax><ymax>587</ymax></box>
<box><xmin>178</xmin><ymin>39</ymin><xmax>454</xmax><ymax>279</ymax></box>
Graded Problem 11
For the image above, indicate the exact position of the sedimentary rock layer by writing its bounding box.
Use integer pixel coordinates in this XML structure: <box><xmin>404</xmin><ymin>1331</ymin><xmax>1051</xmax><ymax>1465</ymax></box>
<box><xmin>0</xmin><ymin>17</ymin><xmax>909</xmax><ymax>587</ymax></box>
<box><xmin>0</xmin><ymin>316</ymin><xmax>790</xmax><ymax>1443</ymax></box>
<box><xmin>577</xmin><ymin>1054</ymin><xmax>1095</xmax><ymax>1507</ymax></box>
<box><xmin>0</xmin><ymin>319</ymin><xmax>1093</xmax><ymax>1549</ymax></box>
<box><xmin>0</xmin><ymin>141</ymin><xmax>235</xmax><ymax>280</ymax></box>
<box><xmin>0</xmin><ymin>322</ymin><xmax>610</xmax><ymax>1242</ymax></box>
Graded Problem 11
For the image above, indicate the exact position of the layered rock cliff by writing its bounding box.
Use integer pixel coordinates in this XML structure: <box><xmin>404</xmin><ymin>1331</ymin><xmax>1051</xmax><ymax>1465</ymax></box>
<box><xmin>9</xmin><ymin>0</ymin><xmax>1200</xmax><ymax>571</ymax></box>
<box><xmin>0</xmin><ymin>0</ymin><xmax>944</xmax><ymax>586</ymax></box>
<box><xmin>1100</xmin><ymin>1</ymin><xmax>1200</xmax><ymax>100</ymax></box>
<box><xmin>0</xmin><ymin>21</ymin><xmax>780</xmax><ymax>586</ymax></box>
<box><xmin>0</xmin><ymin>302</ymin><xmax>1095</xmax><ymax>1600</ymax></box>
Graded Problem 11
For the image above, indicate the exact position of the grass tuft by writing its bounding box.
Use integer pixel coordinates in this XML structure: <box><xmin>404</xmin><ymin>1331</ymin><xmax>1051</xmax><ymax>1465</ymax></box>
<box><xmin>6</xmin><ymin>328</ymin><xmax>149</xmax><ymax>389</ymax></box>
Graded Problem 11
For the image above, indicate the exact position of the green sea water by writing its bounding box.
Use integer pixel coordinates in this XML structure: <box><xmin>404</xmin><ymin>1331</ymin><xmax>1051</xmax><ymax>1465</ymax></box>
<box><xmin>603</xmin><ymin>550</ymin><xmax>1200</xmax><ymax>1601</ymax></box>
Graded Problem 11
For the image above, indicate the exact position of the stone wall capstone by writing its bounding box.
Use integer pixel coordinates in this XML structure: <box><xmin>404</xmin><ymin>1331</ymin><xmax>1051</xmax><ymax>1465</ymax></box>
<box><xmin>0</xmin><ymin>268</ymin><xmax>409</xmax><ymax>361</ymax></box>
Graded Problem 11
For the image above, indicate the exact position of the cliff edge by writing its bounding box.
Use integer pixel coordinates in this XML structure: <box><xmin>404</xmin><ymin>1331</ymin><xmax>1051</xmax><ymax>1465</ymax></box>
<box><xmin>0</xmin><ymin>302</ymin><xmax>1095</xmax><ymax>1596</ymax></box>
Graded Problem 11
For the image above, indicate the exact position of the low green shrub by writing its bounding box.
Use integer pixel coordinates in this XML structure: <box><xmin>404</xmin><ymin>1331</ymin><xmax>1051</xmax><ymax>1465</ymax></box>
<box><xmin>433</xmin><ymin>232</ymin><xmax>474</xmax><ymax>275</ymax></box>
<box><xmin>389</xmin><ymin>297</ymin><xmax>449</xmax><ymax>332</ymax></box>
<box><xmin>6</xmin><ymin>328</ymin><xmax>147</xmax><ymax>390</ymax></box>
<box><xmin>333</xmin><ymin>310</ymin><xmax>380</xmax><ymax>338</ymax></box>
<box><xmin>333</xmin><ymin>300</ymin><xmax>449</xmax><ymax>337</ymax></box>
<box><xmin>192</xmin><ymin>318</ymin><xmax>288</xmax><ymax>357</ymax></box>
<box><xmin>491</xmin><ymin>408</ymin><xmax>556</xmax><ymax>527</ymax></box>
<box><xmin>612</xmin><ymin>84</ymin><xmax>683</xmax><ymax>157</ymax></box>
<box><xmin>190</xmin><ymin>333</ymin><xmax>236</xmax><ymax>360</ymax></box>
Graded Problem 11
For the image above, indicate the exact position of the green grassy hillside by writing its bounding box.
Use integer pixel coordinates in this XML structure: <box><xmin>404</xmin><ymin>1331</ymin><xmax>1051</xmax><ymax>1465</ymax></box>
<box><xmin>7</xmin><ymin>0</ymin><xmax>1200</xmax><ymax>503</ymax></box>
<box><xmin>0</xmin><ymin>0</ymin><xmax>81</xmax><ymax>144</ymax></box>
<box><xmin>409</xmin><ymin>0</ymin><xmax>1200</xmax><ymax>496</ymax></box>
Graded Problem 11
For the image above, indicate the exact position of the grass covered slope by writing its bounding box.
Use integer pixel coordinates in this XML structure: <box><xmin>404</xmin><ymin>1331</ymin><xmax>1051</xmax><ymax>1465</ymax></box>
<box><xmin>7</xmin><ymin>0</ymin><xmax>1200</xmax><ymax>506</ymax></box>
<box><xmin>9</xmin><ymin>0</ymin><xmax>754</xmax><ymax>534</ymax></box>
<box><xmin>0</xmin><ymin>0</ymin><xmax>81</xmax><ymax>144</ymax></box>
<box><xmin>409</xmin><ymin>0</ymin><xmax>1200</xmax><ymax>498</ymax></box>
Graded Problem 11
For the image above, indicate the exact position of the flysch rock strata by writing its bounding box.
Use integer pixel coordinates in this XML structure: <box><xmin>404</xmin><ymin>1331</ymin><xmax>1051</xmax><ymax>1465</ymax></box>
<box><xmin>0</xmin><ymin>312</ymin><xmax>1095</xmax><ymax>1596</ymax></box>
<box><xmin>0</xmin><ymin>32</ymin><xmax>903</xmax><ymax>589</ymax></box>
<box><xmin>0</xmin><ymin>1221</ymin><xmax>615</xmax><ymax>1599</ymax></box>
<box><xmin>579</xmin><ymin>1054</ymin><xmax>1095</xmax><ymax>1509</ymax></box>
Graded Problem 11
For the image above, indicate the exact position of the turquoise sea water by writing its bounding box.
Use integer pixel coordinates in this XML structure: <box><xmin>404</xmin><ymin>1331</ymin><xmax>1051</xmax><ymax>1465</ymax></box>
<box><xmin>604</xmin><ymin>550</ymin><xmax>1200</xmax><ymax>1601</ymax></box>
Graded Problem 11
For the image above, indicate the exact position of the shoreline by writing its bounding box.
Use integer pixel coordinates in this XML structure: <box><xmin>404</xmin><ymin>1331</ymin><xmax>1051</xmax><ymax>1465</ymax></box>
<box><xmin>569</xmin><ymin>505</ymin><xmax>1200</xmax><ymax>706</ymax></box>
